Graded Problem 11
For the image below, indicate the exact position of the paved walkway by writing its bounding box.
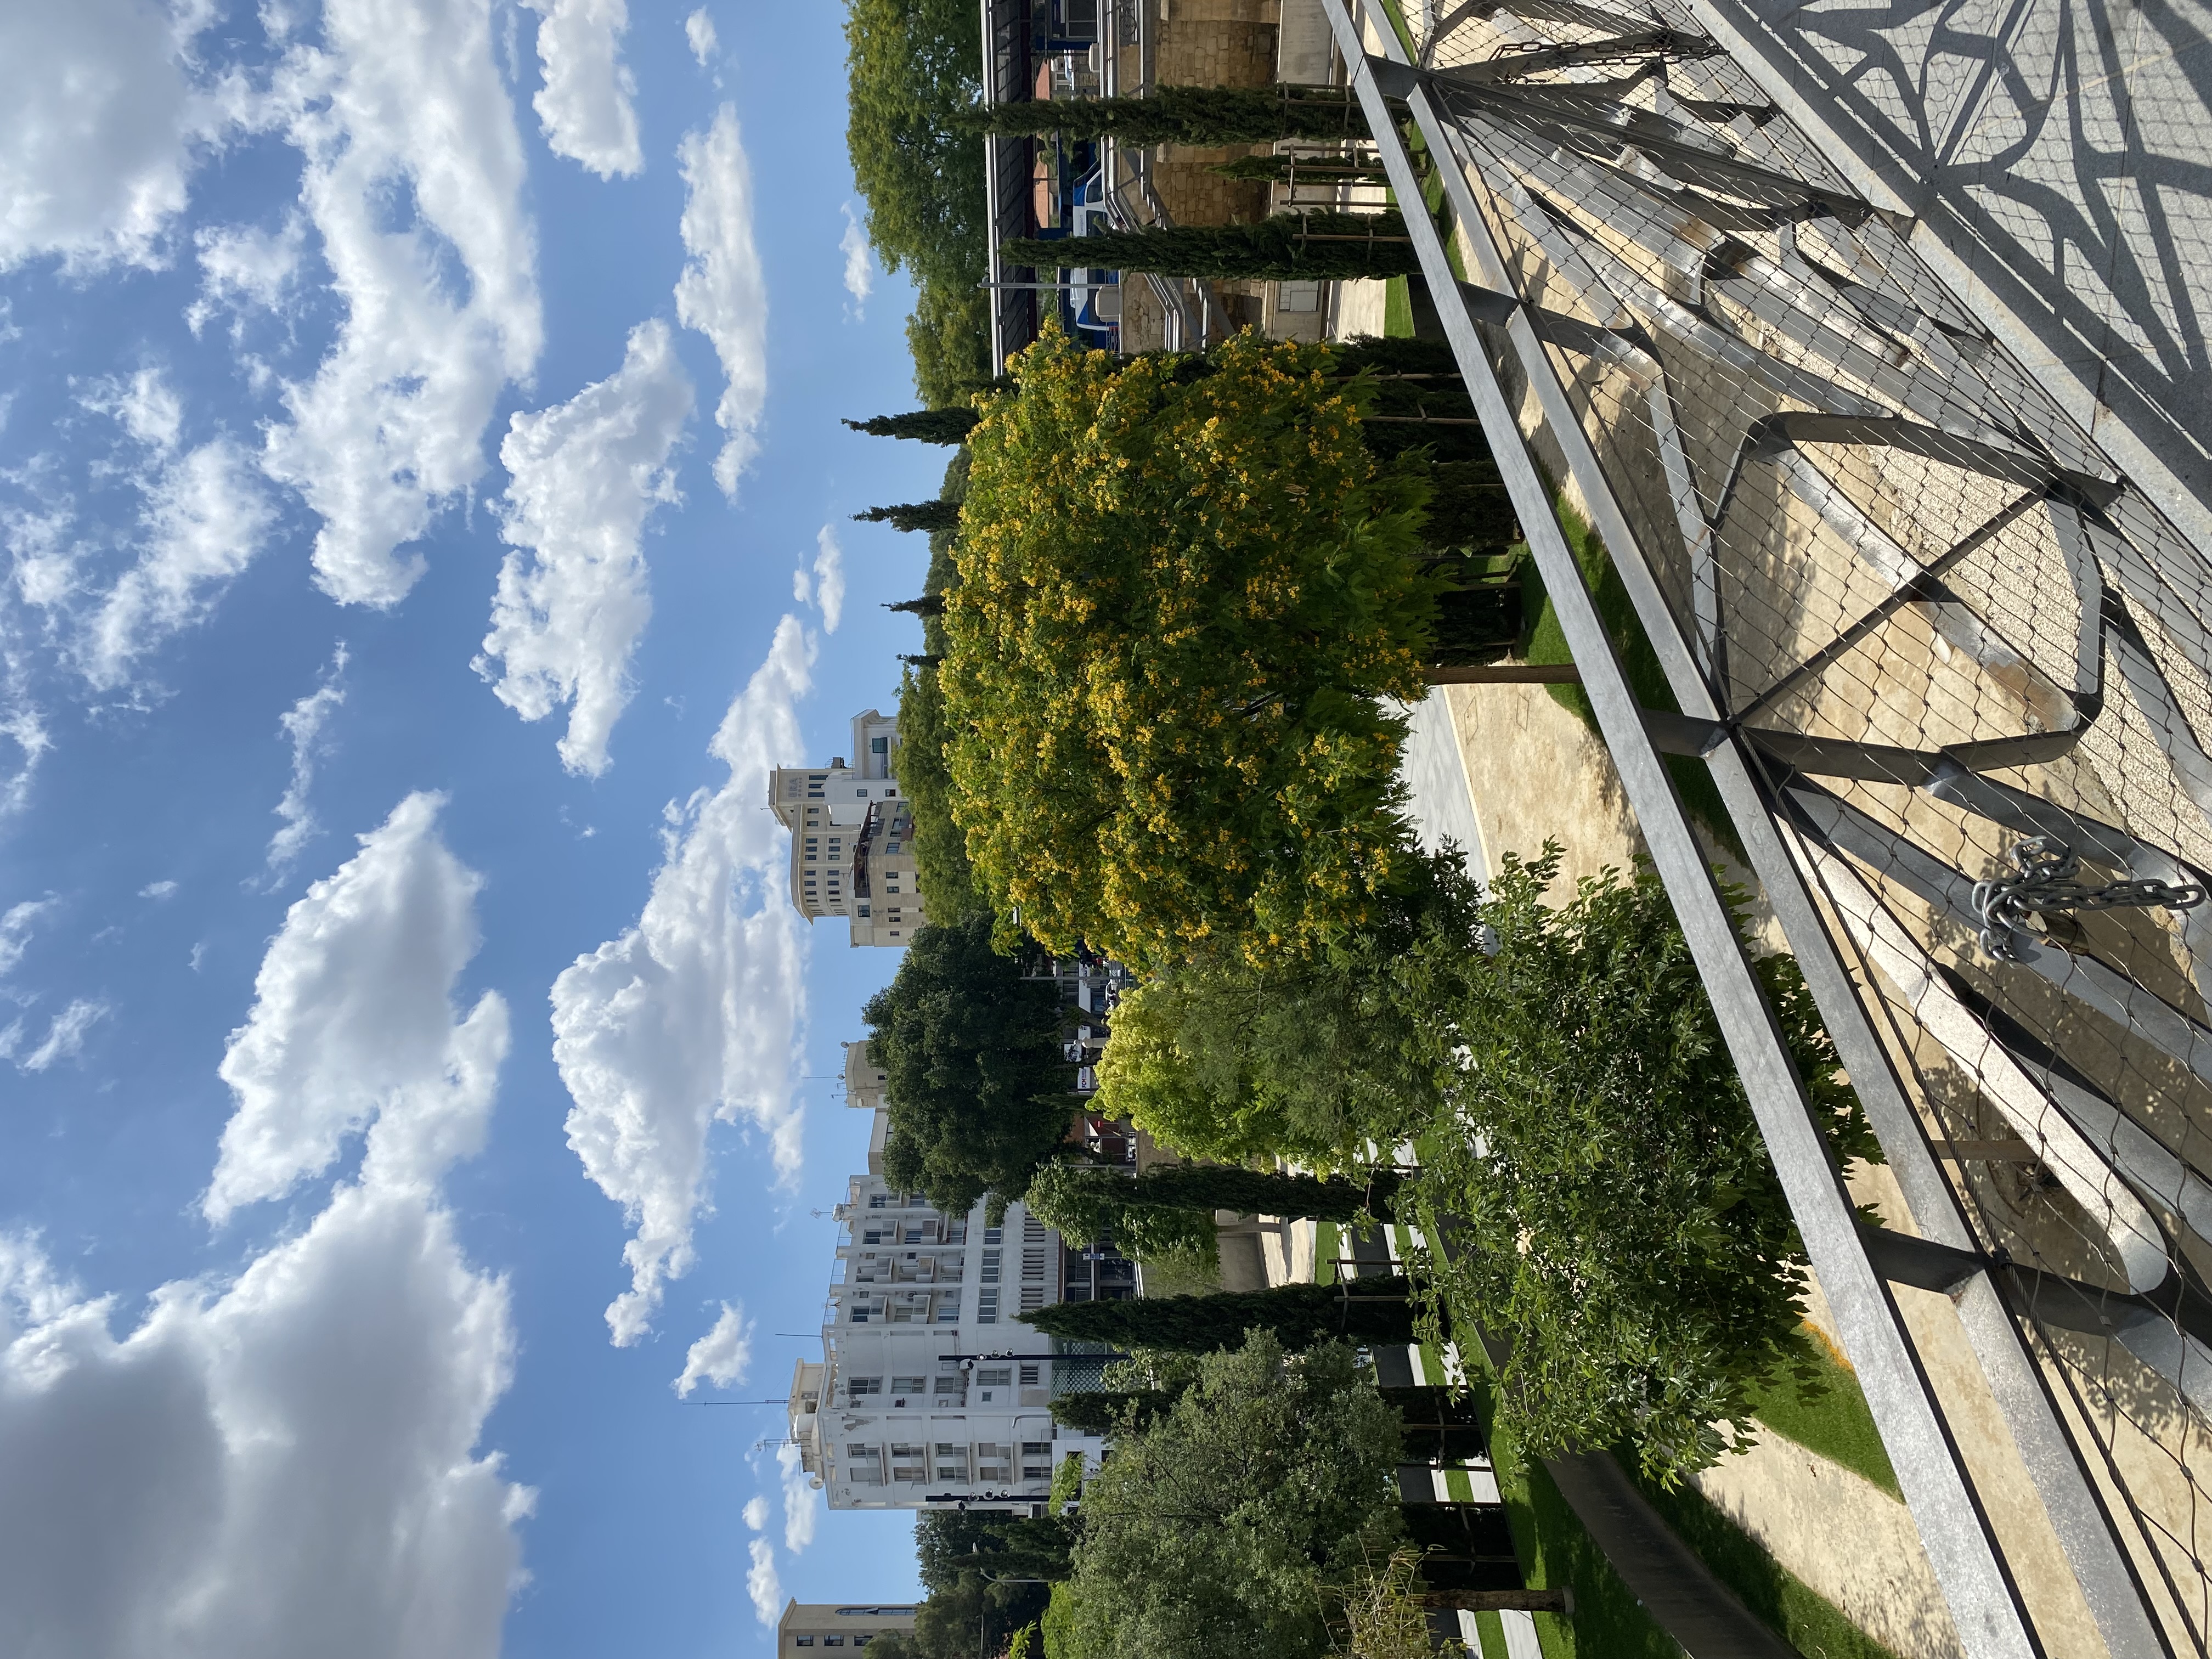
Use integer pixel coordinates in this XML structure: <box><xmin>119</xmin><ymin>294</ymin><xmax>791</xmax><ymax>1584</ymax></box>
<box><xmin>1686</xmin><ymin>0</ymin><xmax>2212</xmax><ymax>555</ymax></box>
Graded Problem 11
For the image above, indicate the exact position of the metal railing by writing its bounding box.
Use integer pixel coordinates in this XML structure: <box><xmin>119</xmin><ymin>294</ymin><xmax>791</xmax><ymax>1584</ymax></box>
<box><xmin>1319</xmin><ymin>0</ymin><xmax>2212</xmax><ymax>1652</ymax></box>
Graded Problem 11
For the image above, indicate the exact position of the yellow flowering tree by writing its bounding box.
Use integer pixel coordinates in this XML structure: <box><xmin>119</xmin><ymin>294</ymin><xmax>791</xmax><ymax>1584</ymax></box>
<box><xmin>941</xmin><ymin>328</ymin><xmax>1438</xmax><ymax>967</ymax></box>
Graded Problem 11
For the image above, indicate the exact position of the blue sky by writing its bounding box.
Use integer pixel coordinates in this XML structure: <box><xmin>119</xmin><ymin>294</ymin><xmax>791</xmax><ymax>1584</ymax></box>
<box><xmin>0</xmin><ymin>2</ymin><xmax>941</xmax><ymax>1652</ymax></box>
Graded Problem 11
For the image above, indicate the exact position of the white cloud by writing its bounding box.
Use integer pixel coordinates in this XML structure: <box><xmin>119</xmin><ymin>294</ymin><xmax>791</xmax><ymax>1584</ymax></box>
<box><xmin>673</xmin><ymin>106</ymin><xmax>768</xmax><ymax>497</ymax></box>
<box><xmin>742</xmin><ymin>1494</ymin><xmax>769</xmax><ymax>1530</ymax></box>
<box><xmin>522</xmin><ymin>0</ymin><xmax>642</xmax><ymax>179</ymax></box>
<box><xmin>476</xmin><ymin>319</ymin><xmax>691</xmax><ymax>776</ymax></box>
<box><xmin>0</xmin><ymin>1190</ymin><xmax>526</xmax><ymax>1657</ymax></box>
<box><xmin>746</xmin><ymin>1537</ymin><xmax>782</xmax><ymax>1626</ymax></box>
<box><xmin>207</xmin><ymin>792</ymin><xmax>511</xmax><ymax>1224</ymax></box>
<box><xmin>80</xmin><ymin>436</ymin><xmax>277</xmax><ymax>692</ymax></box>
<box><xmin>0</xmin><ymin>799</ymin><xmax>527</xmax><ymax>1655</ymax></box>
<box><xmin>551</xmin><ymin>616</ymin><xmax>811</xmax><ymax>1345</ymax></box>
<box><xmin>0</xmin><ymin>899</ymin><xmax>53</xmax><ymax>980</ymax></box>
<box><xmin>16</xmin><ymin>998</ymin><xmax>108</xmax><ymax>1072</ymax></box>
<box><xmin>673</xmin><ymin>1300</ymin><xmax>752</xmax><ymax>1397</ymax></box>
<box><xmin>0</xmin><ymin>0</ymin><xmax>227</xmax><ymax>272</ymax></box>
<box><xmin>187</xmin><ymin>215</ymin><xmax>307</xmax><ymax>336</ymax></box>
<box><xmin>261</xmin><ymin>0</ymin><xmax>543</xmax><ymax>608</ymax></box>
<box><xmin>812</xmin><ymin>526</ymin><xmax>845</xmax><ymax>635</ymax></box>
<box><xmin>684</xmin><ymin>9</ymin><xmax>718</xmax><ymax>66</ymax></box>
<box><xmin>778</xmin><ymin>1438</ymin><xmax>819</xmax><ymax>1553</ymax></box>
<box><xmin>87</xmin><ymin>368</ymin><xmax>184</xmax><ymax>453</ymax></box>
<box><xmin>266</xmin><ymin>645</ymin><xmax>348</xmax><ymax>878</ymax></box>
<box><xmin>43</xmin><ymin>369</ymin><xmax>280</xmax><ymax>691</ymax></box>
<box><xmin>838</xmin><ymin>204</ymin><xmax>873</xmax><ymax>318</ymax></box>
<box><xmin>0</xmin><ymin>701</ymin><xmax>46</xmax><ymax>820</ymax></box>
<box><xmin>140</xmin><ymin>880</ymin><xmax>178</xmax><ymax>900</ymax></box>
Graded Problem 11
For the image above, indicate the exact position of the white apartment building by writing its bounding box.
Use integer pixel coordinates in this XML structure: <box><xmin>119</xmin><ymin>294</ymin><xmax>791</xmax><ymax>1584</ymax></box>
<box><xmin>769</xmin><ymin>710</ymin><xmax>926</xmax><ymax>947</ymax></box>
<box><xmin>786</xmin><ymin>1154</ymin><xmax>1111</xmax><ymax>1514</ymax></box>
<box><xmin>775</xmin><ymin>1601</ymin><xmax>916</xmax><ymax>1657</ymax></box>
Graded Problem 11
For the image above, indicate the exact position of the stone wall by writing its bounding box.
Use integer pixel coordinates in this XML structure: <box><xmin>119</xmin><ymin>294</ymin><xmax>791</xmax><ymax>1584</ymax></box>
<box><xmin>1150</xmin><ymin>0</ymin><xmax>1279</xmax><ymax>228</ymax></box>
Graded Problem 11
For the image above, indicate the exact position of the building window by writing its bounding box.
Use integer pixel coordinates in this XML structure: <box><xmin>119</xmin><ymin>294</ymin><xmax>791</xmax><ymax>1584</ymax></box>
<box><xmin>934</xmin><ymin>1295</ymin><xmax>959</xmax><ymax>1321</ymax></box>
<box><xmin>980</xmin><ymin>1250</ymin><xmax>1001</xmax><ymax>1283</ymax></box>
<box><xmin>825</xmin><ymin>1638</ymin><xmax>846</xmax><ymax>1647</ymax></box>
<box><xmin>976</xmin><ymin>1443</ymin><xmax>1013</xmax><ymax>1483</ymax></box>
<box><xmin>797</xmin><ymin>1639</ymin><xmax>816</xmax><ymax>1647</ymax></box>
<box><xmin>847</xmin><ymin>1377</ymin><xmax>883</xmax><ymax>1396</ymax></box>
<box><xmin>871</xmin><ymin>737</ymin><xmax>889</xmax><ymax>754</ymax></box>
<box><xmin>945</xmin><ymin>1221</ymin><xmax>967</xmax><ymax>1244</ymax></box>
<box><xmin>977</xmin><ymin>1368</ymin><xmax>1012</xmax><ymax>1389</ymax></box>
<box><xmin>891</xmin><ymin>1444</ymin><xmax>926</xmax><ymax>1482</ymax></box>
<box><xmin>934</xmin><ymin>1443</ymin><xmax>967</xmax><ymax>1481</ymax></box>
<box><xmin>1019</xmin><ymin>1363</ymin><xmax>1040</xmax><ymax>1386</ymax></box>
<box><xmin>868</xmin><ymin>1194</ymin><xmax>889</xmax><ymax>1209</ymax></box>
<box><xmin>893</xmin><ymin>1376</ymin><xmax>926</xmax><ymax>1395</ymax></box>
<box><xmin>983</xmin><ymin>1226</ymin><xmax>1002</xmax><ymax>1245</ymax></box>
<box><xmin>855</xmin><ymin>1638</ymin><xmax>872</xmax><ymax>1647</ymax></box>
<box><xmin>934</xmin><ymin>1374</ymin><xmax>964</xmax><ymax>1398</ymax></box>
<box><xmin>978</xmin><ymin>1288</ymin><xmax>998</xmax><ymax>1322</ymax></box>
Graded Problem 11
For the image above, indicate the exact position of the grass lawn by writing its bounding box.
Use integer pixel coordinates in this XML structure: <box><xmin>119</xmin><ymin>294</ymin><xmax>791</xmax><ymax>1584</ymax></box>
<box><xmin>1384</xmin><ymin>276</ymin><xmax>1415</xmax><ymax>339</ymax></box>
<box><xmin>1747</xmin><ymin>1328</ymin><xmax>1901</xmax><ymax>1498</ymax></box>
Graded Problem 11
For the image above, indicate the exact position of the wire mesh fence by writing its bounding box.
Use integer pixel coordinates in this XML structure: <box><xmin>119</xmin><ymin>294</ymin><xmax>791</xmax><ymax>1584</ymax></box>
<box><xmin>1361</xmin><ymin>0</ymin><xmax>2212</xmax><ymax>1649</ymax></box>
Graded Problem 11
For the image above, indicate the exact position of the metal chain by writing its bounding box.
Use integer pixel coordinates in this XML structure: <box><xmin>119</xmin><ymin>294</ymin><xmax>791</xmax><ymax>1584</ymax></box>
<box><xmin>1972</xmin><ymin>836</ymin><xmax>2207</xmax><ymax>960</ymax></box>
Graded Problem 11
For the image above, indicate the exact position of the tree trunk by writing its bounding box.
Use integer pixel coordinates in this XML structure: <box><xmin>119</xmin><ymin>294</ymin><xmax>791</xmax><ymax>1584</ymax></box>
<box><xmin>1425</xmin><ymin>665</ymin><xmax>1581</xmax><ymax>684</ymax></box>
<box><xmin>1420</xmin><ymin>1589</ymin><xmax>1570</xmax><ymax>1613</ymax></box>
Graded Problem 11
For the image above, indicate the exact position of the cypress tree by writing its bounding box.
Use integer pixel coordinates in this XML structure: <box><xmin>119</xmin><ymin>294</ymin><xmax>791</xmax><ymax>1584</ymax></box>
<box><xmin>1002</xmin><ymin>212</ymin><xmax>1419</xmax><ymax>283</ymax></box>
<box><xmin>1019</xmin><ymin>1280</ymin><xmax>1420</xmax><ymax>1351</ymax></box>
<box><xmin>1048</xmin><ymin>1387</ymin><xmax>1181</xmax><ymax>1434</ymax></box>
<box><xmin>1130</xmin><ymin>1164</ymin><xmax>1402</xmax><ymax>1220</ymax></box>
<box><xmin>884</xmin><ymin>595</ymin><xmax>946</xmax><ymax>616</ymax></box>
<box><xmin>1329</xmin><ymin>335</ymin><xmax>1463</xmax><ymax>377</ymax></box>
<box><xmin>954</xmin><ymin>83</ymin><xmax>1382</xmax><ymax>148</ymax></box>
<box><xmin>1423</xmin><ymin>460</ymin><xmax>1517</xmax><ymax>553</ymax></box>
<box><xmin>1210</xmin><ymin>153</ymin><xmax>1394</xmax><ymax>185</ymax></box>
<box><xmin>843</xmin><ymin>409</ymin><xmax>979</xmax><ymax>443</ymax></box>
<box><xmin>855</xmin><ymin>500</ymin><xmax>962</xmax><ymax>534</ymax></box>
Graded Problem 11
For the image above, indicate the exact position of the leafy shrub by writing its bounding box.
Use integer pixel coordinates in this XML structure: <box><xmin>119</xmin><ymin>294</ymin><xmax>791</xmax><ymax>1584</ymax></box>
<box><xmin>1396</xmin><ymin>844</ymin><xmax>1880</xmax><ymax>1485</ymax></box>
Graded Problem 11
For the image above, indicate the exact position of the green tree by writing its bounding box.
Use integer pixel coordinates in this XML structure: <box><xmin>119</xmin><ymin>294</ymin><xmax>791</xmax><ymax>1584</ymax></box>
<box><xmin>1048</xmin><ymin>1387</ymin><xmax>1182</xmax><ymax>1435</ymax></box>
<box><xmin>856</xmin><ymin>500</ymin><xmax>963</xmax><ymax>534</ymax></box>
<box><xmin>864</xmin><ymin>916</ymin><xmax>1076</xmax><ymax>1217</ymax></box>
<box><xmin>844</xmin><ymin>409</ymin><xmax>981</xmax><ymax>443</ymax></box>
<box><xmin>1022</xmin><ymin>1279</ymin><xmax>1419</xmax><ymax>1351</ymax></box>
<box><xmin>1025</xmin><ymin>1163</ymin><xmax>1400</xmax><ymax>1257</ymax></box>
<box><xmin>906</xmin><ymin>278</ymin><xmax>994</xmax><ymax>408</ymax></box>
<box><xmin>941</xmin><ymin>328</ymin><xmax>1441</xmax><ymax>969</ymax></box>
<box><xmin>1003</xmin><ymin>212</ymin><xmax>1420</xmax><ymax>282</ymax></box>
<box><xmin>1211</xmin><ymin>153</ymin><xmax>1393</xmax><ymax>184</ymax></box>
<box><xmin>956</xmin><ymin>83</ymin><xmax>1381</xmax><ymax>146</ymax></box>
<box><xmin>894</xmin><ymin>665</ymin><xmax>986</xmax><ymax>924</ymax></box>
<box><xmin>845</xmin><ymin>0</ymin><xmax>989</xmax><ymax>402</ymax></box>
<box><xmin>919</xmin><ymin>1511</ymin><xmax>1077</xmax><ymax>1585</ymax></box>
<box><xmin>1051</xmin><ymin>1334</ymin><xmax>1405</xmax><ymax>1659</ymax></box>
<box><xmin>1397</xmin><ymin>844</ymin><xmax>1881</xmax><ymax>1486</ymax></box>
<box><xmin>1092</xmin><ymin>849</ymin><xmax>1475</xmax><ymax>1162</ymax></box>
